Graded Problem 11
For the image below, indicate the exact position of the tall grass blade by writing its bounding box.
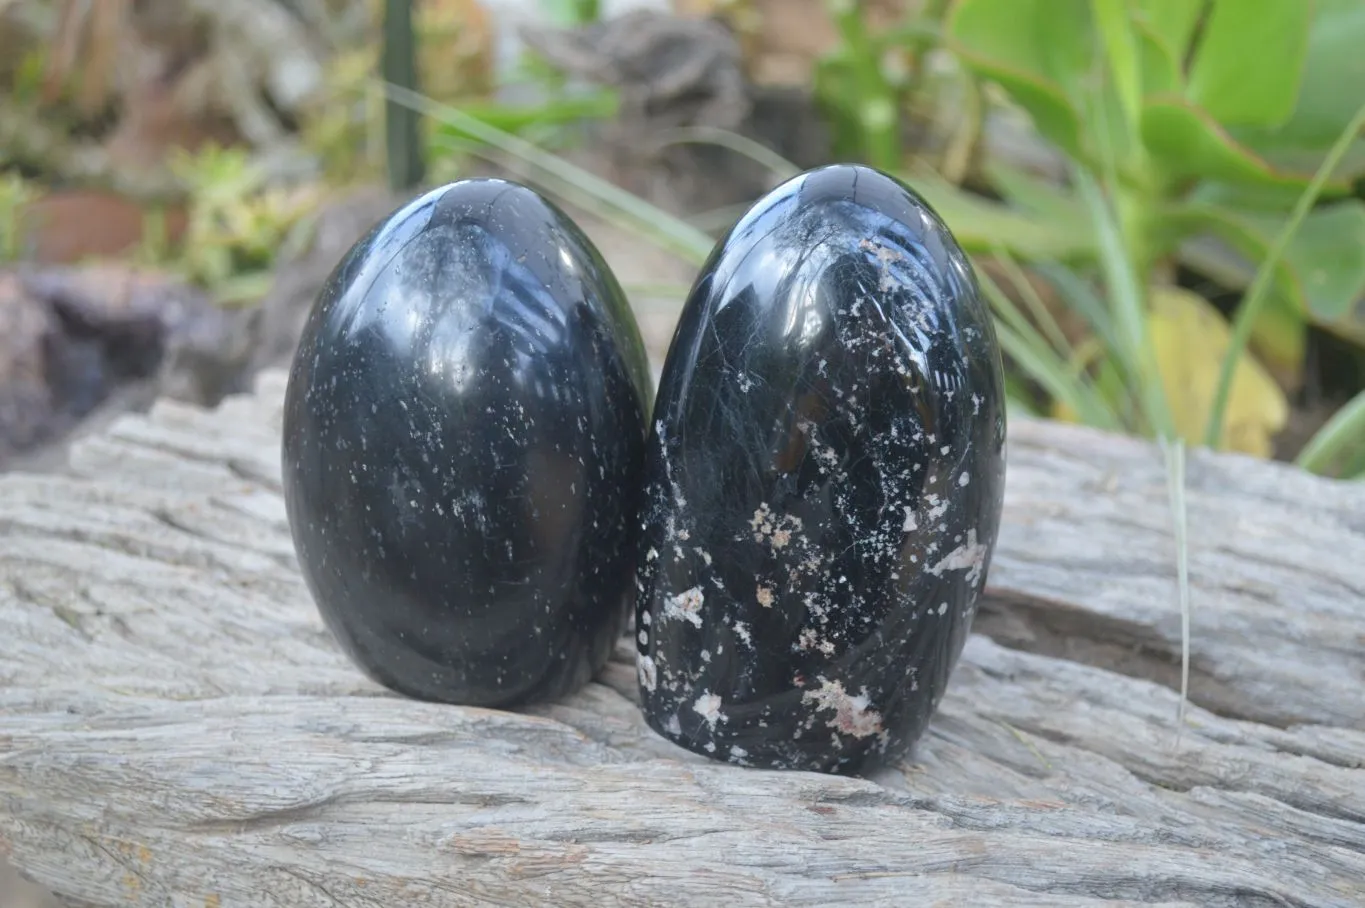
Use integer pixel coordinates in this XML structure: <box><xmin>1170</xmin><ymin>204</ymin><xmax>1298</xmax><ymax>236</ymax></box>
<box><xmin>381</xmin><ymin>81</ymin><xmax>716</xmax><ymax>264</ymax></box>
<box><xmin>978</xmin><ymin>268</ymin><xmax>1123</xmax><ymax>430</ymax></box>
<box><xmin>1295</xmin><ymin>386</ymin><xmax>1365</xmax><ymax>478</ymax></box>
<box><xmin>1157</xmin><ymin>436</ymin><xmax>1190</xmax><ymax>742</ymax></box>
<box><xmin>1073</xmin><ymin>166</ymin><xmax>1173</xmax><ymax>439</ymax></box>
<box><xmin>652</xmin><ymin>127</ymin><xmax>802</xmax><ymax>181</ymax></box>
<box><xmin>989</xmin><ymin>244</ymin><xmax>1072</xmax><ymax>356</ymax></box>
<box><xmin>1159</xmin><ymin>436</ymin><xmax>1192</xmax><ymax>744</ymax></box>
<box><xmin>1035</xmin><ymin>262</ymin><xmax>1120</xmax><ymax>356</ymax></box>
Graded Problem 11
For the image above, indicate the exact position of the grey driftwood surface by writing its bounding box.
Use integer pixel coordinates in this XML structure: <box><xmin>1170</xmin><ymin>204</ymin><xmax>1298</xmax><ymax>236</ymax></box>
<box><xmin>1</xmin><ymin>367</ymin><xmax>1363</xmax><ymax>908</ymax></box>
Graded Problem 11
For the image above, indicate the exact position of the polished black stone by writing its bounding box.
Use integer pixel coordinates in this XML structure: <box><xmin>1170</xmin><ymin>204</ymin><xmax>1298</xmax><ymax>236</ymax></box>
<box><xmin>282</xmin><ymin>178</ymin><xmax>652</xmax><ymax>707</ymax></box>
<box><xmin>635</xmin><ymin>163</ymin><xmax>1006</xmax><ymax>774</ymax></box>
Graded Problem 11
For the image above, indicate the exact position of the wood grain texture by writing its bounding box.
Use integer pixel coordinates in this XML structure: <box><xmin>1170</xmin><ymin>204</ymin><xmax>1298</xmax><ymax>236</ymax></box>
<box><xmin>1</xmin><ymin>368</ymin><xmax>1362</xmax><ymax>907</ymax></box>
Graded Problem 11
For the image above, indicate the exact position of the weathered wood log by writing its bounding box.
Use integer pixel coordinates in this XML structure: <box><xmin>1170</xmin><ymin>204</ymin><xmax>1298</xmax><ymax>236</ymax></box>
<box><xmin>1</xmin><ymin>368</ymin><xmax>1362</xmax><ymax>907</ymax></box>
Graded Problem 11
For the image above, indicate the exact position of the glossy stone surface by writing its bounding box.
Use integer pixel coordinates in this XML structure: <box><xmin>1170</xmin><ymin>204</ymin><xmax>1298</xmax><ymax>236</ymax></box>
<box><xmin>282</xmin><ymin>179</ymin><xmax>652</xmax><ymax>707</ymax></box>
<box><xmin>635</xmin><ymin>164</ymin><xmax>1006</xmax><ymax>774</ymax></box>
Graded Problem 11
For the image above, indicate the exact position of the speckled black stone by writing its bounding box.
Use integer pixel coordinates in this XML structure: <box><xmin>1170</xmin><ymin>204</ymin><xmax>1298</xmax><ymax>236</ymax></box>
<box><xmin>635</xmin><ymin>164</ymin><xmax>1006</xmax><ymax>774</ymax></box>
<box><xmin>282</xmin><ymin>178</ymin><xmax>652</xmax><ymax>707</ymax></box>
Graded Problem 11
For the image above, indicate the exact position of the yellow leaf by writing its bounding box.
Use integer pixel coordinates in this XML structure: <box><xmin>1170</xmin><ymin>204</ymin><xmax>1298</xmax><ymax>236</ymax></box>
<box><xmin>1149</xmin><ymin>286</ymin><xmax>1288</xmax><ymax>457</ymax></box>
<box><xmin>1050</xmin><ymin>397</ymin><xmax>1080</xmax><ymax>423</ymax></box>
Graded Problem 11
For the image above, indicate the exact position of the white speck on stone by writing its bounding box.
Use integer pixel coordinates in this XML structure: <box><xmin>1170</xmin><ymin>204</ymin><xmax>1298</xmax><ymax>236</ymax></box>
<box><xmin>927</xmin><ymin>528</ymin><xmax>988</xmax><ymax>586</ymax></box>
<box><xmin>902</xmin><ymin>506</ymin><xmax>917</xmax><ymax>532</ymax></box>
<box><xmin>665</xmin><ymin>713</ymin><xmax>682</xmax><ymax>736</ymax></box>
<box><xmin>693</xmin><ymin>692</ymin><xmax>725</xmax><ymax>728</ymax></box>
<box><xmin>959</xmin><ymin>472</ymin><xmax>971</xmax><ymax>487</ymax></box>
<box><xmin>757</xmin><ymin>585</ymin><xmax>775</xmax><ymax>608</ymax></box>
<box><xmin>664</xmin><ymin>586</ymin><xmax>705</xmax><ymax>627</ymax></box>
<box><xmin>751</xmin><ymin>502</ymin><xmax>803</xmax><ymax>549</ymax></box>
<box><xmin>925</xmin><ymin>494</ymin><xmax>948</xmax><ymax>521</ymax></box>
<box><xmin>937</xmin><ymin>602</ymin><xmax>947</xmax><ymax>615</ymax></box>
<box><xmin>733</xmin><ymin>621</ymin><xmax>752</xmax><ymax>646</ymax></box>
<box><xmin>637</xmin><ymin>655</ymin><xmax>657</xmax><ymax>692</ymax></box>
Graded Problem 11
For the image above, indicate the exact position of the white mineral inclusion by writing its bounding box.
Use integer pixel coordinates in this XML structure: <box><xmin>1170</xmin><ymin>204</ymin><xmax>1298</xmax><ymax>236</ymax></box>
<box><xmin>637</xmin><ymin>654</ymin><xmax>658</xmax><ymax>692</ymax></box>
<box><xmin>750</xmin><ymin>502</ymin><xmax>803</xmax><ymax>549</ymax></box>
<box><xmin>927</xmin><ymin>528</ymin><xmax>989</xmax><ymax>586</ymax></box>
<box><xmin>693</xmin><ymin>691</ymin><xmax>725</xmax><ymax>728</ymax></box>
<box><xmin>802</xmin><ymin>678</ymin><xmax>884</xmax><ymax>739</ymax></box>
<box><xmin>903</xmin><ymin>506</ymin><xmax>918</xmax><ymax>532</ymax></box>
<box><xmin>663</xmin><ymin>586</ymin><xmax>705</xmax><ymax>627</ymax></box>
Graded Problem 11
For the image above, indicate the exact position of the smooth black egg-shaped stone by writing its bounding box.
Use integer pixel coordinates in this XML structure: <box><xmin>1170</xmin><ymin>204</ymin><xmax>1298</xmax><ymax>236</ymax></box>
<box><xmin>635</xmin><ymin>163</ymin><xmax>1006</xmax><ymax>774</ymax></box>
<box><xmin>282</xmin><ymin>178</ymin><xmax>652</xmax><ymax>707</ymax></box>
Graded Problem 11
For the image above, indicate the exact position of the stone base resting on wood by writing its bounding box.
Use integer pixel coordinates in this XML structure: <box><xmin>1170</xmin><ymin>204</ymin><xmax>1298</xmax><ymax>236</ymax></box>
<box><xmin>1</xmin><ymin>368</ymin><xmax>1362</xmax><ymax>908</ymax></box>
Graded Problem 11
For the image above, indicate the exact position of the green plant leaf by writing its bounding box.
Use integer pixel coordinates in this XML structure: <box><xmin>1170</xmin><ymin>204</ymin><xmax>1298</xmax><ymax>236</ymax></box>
<box><xmin>1186</xmin><ymin>179</ymin><xmax>1315</xmax><ymax>213</ymax></box>
<box><xmin>982</xmin><ymin>160</ymin><xmax>1085</xmax><ymax>222</ymax></box>
<box><xmin>1165</xmin><ymin>200</ymin><xmax>1365</xmax><ymax>344</ymax></box>
<box><xmin>902</xmin><ymin>168</ymin><xmax>1096</xmax><ymax>262</ymax></box>
<box><xmin>1238</xmin><ymin>204</ymin><xmax>1365</xmax><ymax>329</ymax></box>
<box><xmin>945</xmin><ymin>0</ymin><xmax>1094</xmax><ymax>159</ymax></box>
<box><xmin>1240</xmin><ymin>141</ymin><xmax>1365</xmax><ymax>184</ymax></box>
<box><xmin>539</xmin><ymin>0</ymin><xmax>601</xmax><ymax>25</ymax></box>
<box><xmin>1186</xmin><ymin>0</ymin><xmax>1310</xmax><ymax>129</ymax></box>
<box><xmin>1141</xmin><ymin>95</ymin><xmax>1353</xmax><ymax>192</ymax></box>
<box><xmin>1232</xmin><ymin>0</ymin><xmax>1365</xmax><ymax>178</ymax></box>
<box><xmin>1091</xmin><ymin>0</ymin><xmax>1142</xmax><ymax>129</ymax></box>
<box><xmin>1134</xmin><ymin>0</ymin><xmax>1206</xmax><ymax>62</ymax></box>
<box><xmin>1133</xmin><ymin>19</ymin><xmax>1182</xmax><ymax>96</ymax></box>
<box><xmin>828</xmin><ymin>0</ymin><xmax>903</xmax><ymax>171</ymax></box>
<box><xmin>1246</xmin><ymin>0</ymin><xmax>1365</xmax><ymax>147</ymax></box>
<box><xmin>1204</xmin><ymin>100</ymin><xmax>1365</xmax><ymax>448</ymax></box>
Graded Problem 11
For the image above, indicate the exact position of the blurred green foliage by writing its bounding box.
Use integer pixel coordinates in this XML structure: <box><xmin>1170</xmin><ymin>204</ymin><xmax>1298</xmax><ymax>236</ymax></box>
<box><xmin>162</xmin><ymin>145</ymin><xmax>321</xmax><ymax>306</ymax></box>
<box><xmin>0</xmin><ymin>172</ymin><xmax>39</xmax><ymax>262</ymax></box>
<box><xmin>811</xmin><ymin>0</ymin><xmax>1365</xmax><ymax>471</ymax></box>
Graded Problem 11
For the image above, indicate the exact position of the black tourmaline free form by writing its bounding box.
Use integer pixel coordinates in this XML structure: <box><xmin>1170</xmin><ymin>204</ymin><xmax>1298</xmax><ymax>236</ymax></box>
<box><xmin>635</xmin><ymin>163</ymin><xmax>1007</xmax><ymax>774</ymax></box>
<box><xmin>282</xmin><ymin>179</ymin><xmax>653</xmax><ymax>708</ymax></box>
